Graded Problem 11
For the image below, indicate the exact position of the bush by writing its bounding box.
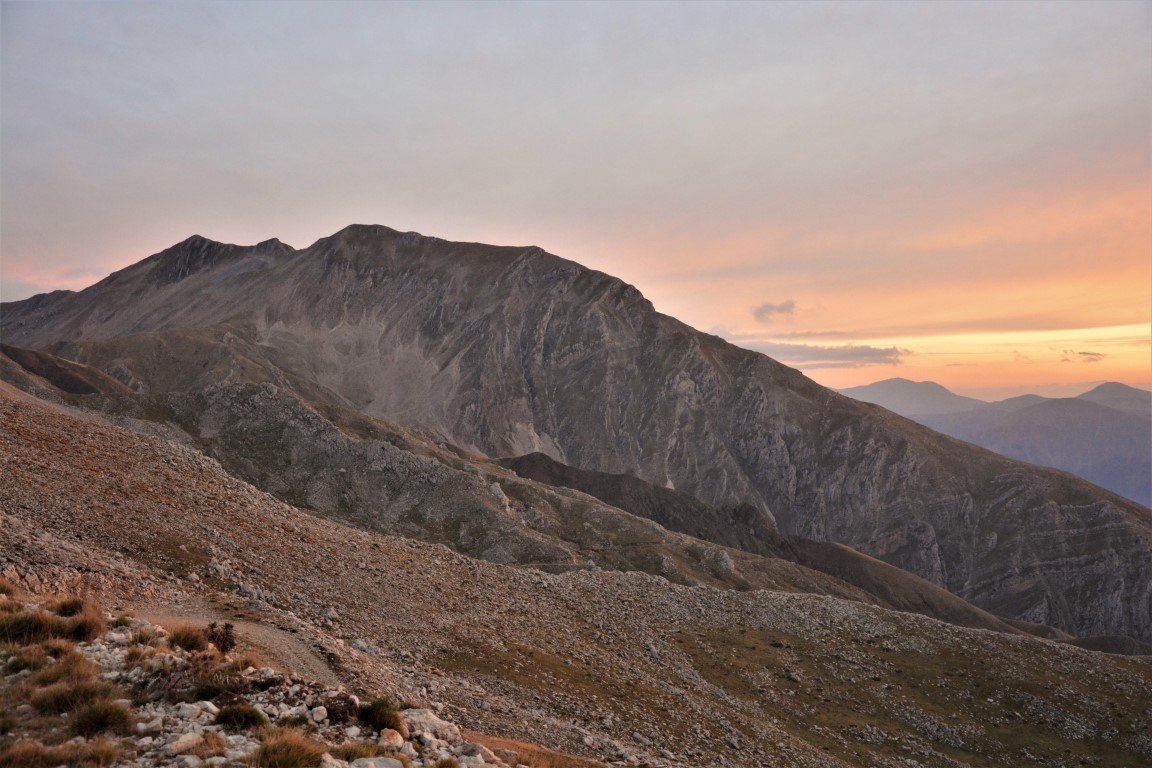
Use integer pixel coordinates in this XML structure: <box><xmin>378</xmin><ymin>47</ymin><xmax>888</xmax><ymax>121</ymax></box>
<box><xmin>30</xmin><ymin>679</ymin><xmax>113</xmax><ymax>714</ymax></box>
<box><xmin>358</xmin><ymin>698</ymin><xmax>407</xmax><ymax>735</ymax></box>
<box><xmin>433</xmin><ymin>760</ymin><xmax>460</xmax><ymax>768</ymax></box>
<box><xmin>0</xmin><ymin>611</ymin><xmax>58</xmax><ymax>644</ymax></box>
<box><xmin>0</xmin><ymin>578</ymin><xmax>17</xmax><ymax>596</ymax></box>
<box><xmin>168</xmin><ymin>625</ymin><xmax>208</xmax><ymax>652</ymax></box>
<box><xmin>250</xmin><ymin>728</ymin><xmax>326</xmax><ymax>768</ymax></box>
<box><xmin>0</xmin><ymin>711</ymin><xmax>14</xmax><ymax>735</ymax></box>
<box><xmin>48</xmin><ymin>598</ymin><xmax>87</xmax><ymax>617</ymax></box>
<box><xmin>214</xmin><ymin>703</ymin><xmax>267</xmax><ymax>732</ymax></box>
<box><xmin>206</xmin><ymin>622</ymin><xmax>236</xmax><ymax>654</ymax></box>
<box><xmin>72</xmin><ymin>702</ymin><xmax>134</xmax><ymax>737</ymax></box>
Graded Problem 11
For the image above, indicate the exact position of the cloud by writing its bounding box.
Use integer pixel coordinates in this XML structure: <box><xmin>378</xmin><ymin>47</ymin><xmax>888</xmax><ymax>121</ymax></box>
<box><xmin>740</xmin><ymin>341</ymin><xmax>910</xmax><ymax>368</ymax></box>
<box><xmin>1060</xmin><ymin>349</ymin><xmax>1106</xmax><ymax>363</ymax></box>
<box><xmin>752</xmin><ymin>300</ymin><xmax>797</xmax><ymax>323</ymax></box>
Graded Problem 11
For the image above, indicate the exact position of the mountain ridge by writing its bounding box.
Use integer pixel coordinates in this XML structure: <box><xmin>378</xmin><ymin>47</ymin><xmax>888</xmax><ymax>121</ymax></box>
<box><xmin>3</xmin><ymin>225</ymin><xmax>1150</xmax><ymax>641</ymax></box>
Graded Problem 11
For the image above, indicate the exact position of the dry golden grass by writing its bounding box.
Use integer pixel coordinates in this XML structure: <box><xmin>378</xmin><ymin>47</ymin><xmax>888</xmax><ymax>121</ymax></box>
<box><xmin>463</xmin><ymin>731</ymin><xmax>611</xmax><ymax>768</ymax></box>
<box><xmin>29</xmin><ymin>679</ymin><xmax>113</xmax><ymax>714</ymax></box>
<box><xmin>30</xmin><ymin>650</ymin><xmax>96</xmax><ymax>685</ymax></box>
<box><xmin>0</xmin><ymin>737</ymin><xmax>123</xmax><ymax>767</ymax></box>
<box><xmin>168</xmin><ymin>624</ymin><xmax>209</xmax><ymax>652</ymax></box>
<box><xmin>232</xmin><ymin>649</ymin><xmax>265</xmax><ymax>669</ymax></box>
<box><xmin>4</xmin><ymin>644</ymin><xmax>48</xmax><ymax>672</ymax></box>
<box><xmin>0</xmin><ymin>578</ymin><xmax>18</xmax><ymax>597</ymax></box>
<box><xmin>0</xmin><ymin>604</ymin><xmax>105</xmax><ymax>645</ymax></box>
<box><xmin>249</xmin><ymin>727</ymin><xmax>327</xmax><ymax>768</ymax></box>
<box><xmin>191</xmin><ymin>731</ymin><xmax>229</xmax><ymax>758</ymax></box>
<box><xmin>328</xmin><ymin>742</ymin><xmax>399</xmax><ymax>761</ymax></box>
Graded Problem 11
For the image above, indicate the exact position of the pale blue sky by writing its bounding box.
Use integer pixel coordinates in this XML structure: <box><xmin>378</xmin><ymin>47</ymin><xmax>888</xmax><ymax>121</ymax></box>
<box><xmin>2</xmin><ymin>1</ymin><xmax>1149</xmax><ymax>394</ymax></box>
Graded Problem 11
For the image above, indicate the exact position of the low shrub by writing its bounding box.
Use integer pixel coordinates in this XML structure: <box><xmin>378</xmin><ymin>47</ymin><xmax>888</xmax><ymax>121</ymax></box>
<box><xmin>0</xmin><ymin>599</ymin><xmax>20</xmax><ymax>614</ymax></box>
<box><xmin>358</xmin><ymin>698</ymin><xmax>406</xmax><ymax>735</ymax></box>
<box><xmin>433</xmin><ymin>759</ymin><xmax>460</xmax><ymax>768</ymax></box>
<box><xmin>0</xmin><ymin>578</ymin><xmax>17</xmax><ymax>596</ymax></box>
<box><xmin>110</xmin><ymin>615</ymin><xmax>133</xmax><ymax>628</ymax></box>
<box><xmin>30</xmin><ymin>679</ymin><xmax>113</xmax><ymax>714</ymax></box>
<box><xmin>0</xmin><ymin>711</ymin><xmax>14</xmax><ymax>735</ymax></box>
<box><xmin>206</xmin><ymin>622</ymin><xmax>236</xmax><ymax>654</ymax></box>
<box><xmin>214</xmin><ymin>703</ymin><xmax>267</xmax><ymax>732</ymax></box>
<box><xmin>168</xmin><ymin>625</ymin><xmax>208</xmax><ymax>652</ymax></box>
<box><xmin>72</xmin><ymin>702</ymin><xmax>134</xmax><ymax>737</ymax></box>
<box><xmin>40</xmin><ymin>638</ymin><xmax>75</xmax><ymax>658</ymax></box>
<box><xmin>250</xmin><ymin>727</ymin><xmax>326</xmax><ymax>768</ymax></box>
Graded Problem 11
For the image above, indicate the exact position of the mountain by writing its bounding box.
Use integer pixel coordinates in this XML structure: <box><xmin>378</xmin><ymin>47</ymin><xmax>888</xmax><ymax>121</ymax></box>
<box><xmin>920</xmin><ymin>398</ymin><xmax>1151</xmax><ymax>506</ymax></box>
<box><xmin>840</xmin><ymin>378</ymin><xmax>1151</xmax><ymax>505</ymax></box>
<box><xmin>1077</xmin><ymin>381</ymin><xmax>1152</xmax><ymax>413</ymax></box>
<box><xmin>4</xmin><ymin>380</ymin><xmax>1151</xmax><ymax>768</ymax></box>
<box><xmin>838</xmin><ymin>377</ymin><xmax>987</xmax><ymax>415</ymax></box>
<box><xmin>2</xmin><ymin>225</ymin><xmax>1150</xmax><ymax>642</ymax></box>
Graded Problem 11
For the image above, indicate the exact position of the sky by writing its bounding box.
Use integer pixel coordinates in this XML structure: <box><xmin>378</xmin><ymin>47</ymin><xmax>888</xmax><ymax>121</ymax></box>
<box><xmin>1</xmin><ymin>1</ymin><xmax>1149</xmax><ymax>399</ymax></box>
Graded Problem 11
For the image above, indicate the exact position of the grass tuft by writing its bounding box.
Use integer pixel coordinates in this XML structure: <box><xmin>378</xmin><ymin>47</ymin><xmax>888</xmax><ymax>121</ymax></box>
<box><xmin>72</xmin><ymin>701</ymin><xmax>134</xmax><ymax>737</ymax></box>
<box><xmin>168</xmin><ymin>625</ymin><xmax>209</xmax><ymax>652</ymax></box>
<box><xmin>215</xmin><ymin>703</ymin><xmax>267</xmax><ymax>732</ymax></box>
<box><xmin>358</xmin><ymin>698</ymin><xmax>407</xmax><ymax>736</ymax></box>
<box><xmin>30</xmin><ymin>679</ymin><xmax>113</xmax><ymax>714</ymax></box>
<box><xmin>249</xmin><ymin>727</ymin><xmax>326</xmax><ymax>768</ymax></box>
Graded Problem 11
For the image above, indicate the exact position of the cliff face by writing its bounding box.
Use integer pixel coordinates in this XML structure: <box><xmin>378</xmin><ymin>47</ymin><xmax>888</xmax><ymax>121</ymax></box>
<box><xmin>4</xmin><ymin>224</ymin><xmax>1150</xmax><ymax>640</ymax></box>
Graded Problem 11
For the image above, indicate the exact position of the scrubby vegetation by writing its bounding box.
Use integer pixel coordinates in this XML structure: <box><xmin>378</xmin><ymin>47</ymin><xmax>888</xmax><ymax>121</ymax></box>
<box><xmin>249</xmin><ymin>727</ymin><xmax>326</xmax><ymax>768</ymax></box>
<box><xmin>215</xmin><ymin>703</ymin><xmax>267</xmax><ymax>732</ymax></box>
<box><xmin>358</xmin><ymin>697</ymin><xmax>407</xmax><ymax>735</ymax></box>
<box><xmin>206</xmin><ymin>621</ymin><xmax>237</xmax><ymax>653</ymax></box>
<box><xmin>72</xmin><ymin>701</ymin><xmax>134</xmax><ymax>737</ymax></box>
<box><xmin>0</xmin><ymin>604</ymin><xmax>104</xmax><ymax>644</ymax></box>
<box><xmin>167</xmin><ymin>624</ymin><xmax>208</xmax><ymax>652</ymax></box>
<box><xmin>0</xmin><ymin>738</ymin><xmax>123</xmax><ymax>767</ymax></box>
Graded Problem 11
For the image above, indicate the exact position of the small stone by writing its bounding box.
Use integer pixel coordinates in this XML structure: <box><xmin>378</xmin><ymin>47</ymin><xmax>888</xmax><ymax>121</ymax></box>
<box><xmin>199</xmin><ymin>700</ymin><xmax>220</xmax><ymax>715</ymax></box>
<box><xmin>180</xmin><ymin>757</ymin><xmax>203</xmax><ymax>768</ymax></box>
<box><xmin>320</xmin><ymin>754</ymin><xmax>348</xmax><ymax>768</ymax></box>
<box><xmin>378</xmin><ymin>728</ymin><xmax>404</xmax><ymax>749</ymax></box>
<box><xmin>311</xmin><ymin>705</ymin><xmax>328</xmax><ymax>723</ymax></box>
<box><xmin>345</xmin><ymin>726</ymin><xmax>361</xmax><ymax>739</ymax></box>
<box><xmin>167</xmin><ymin>732</ymin><xmax>204</xmax><ymax>755</ymax></box>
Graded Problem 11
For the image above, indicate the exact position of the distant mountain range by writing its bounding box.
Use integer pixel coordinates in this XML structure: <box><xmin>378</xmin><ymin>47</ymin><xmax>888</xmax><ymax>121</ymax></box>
<box><xmin>841</xmin><ymin>378</ymin><xmax>1151</xmax><ymax>505</ymax></box>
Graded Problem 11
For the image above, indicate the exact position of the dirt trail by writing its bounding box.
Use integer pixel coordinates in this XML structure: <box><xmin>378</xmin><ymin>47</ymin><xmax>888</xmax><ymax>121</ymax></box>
<box><xmin>129</xmin><ymin>596</ymin><xmax>341</xmax><ymax>687</ymax></box>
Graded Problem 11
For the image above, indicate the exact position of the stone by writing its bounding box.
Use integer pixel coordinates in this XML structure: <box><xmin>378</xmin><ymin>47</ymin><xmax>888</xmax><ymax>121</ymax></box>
<box><xmin>345</xmin><ymin>726</ymin><xmax>361</xmax><ymax>739</ymax></box>
<box><xmin>349</xmin><ymin>759</ymin><xmax>405</xmax><ymax>768</ymax></box>
<box><xmin>167</xmin><ymin>732</ymin><xmax>204</xmax><ymax>755</ymax></box>
<box><xmin>377</xmin><ymin>728</ymin><xmax>404</xmax><ymax>749</ymax></box>
<box><xmin>311</xmin><ymin>705</ymin><xmax>328</xmax><ymax>723</ymax></box>
<box><xmin>402</xmin><ymin>708</ymin><xmax>462</xmax><ymax>745</ymax></box>
<box><xmin>320</xmin><ymin>754</ymin><xmax>349</xmax><ymax>768</ymax></box>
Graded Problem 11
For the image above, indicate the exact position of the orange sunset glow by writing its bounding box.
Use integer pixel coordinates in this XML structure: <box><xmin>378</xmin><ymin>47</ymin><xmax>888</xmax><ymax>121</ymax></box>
<box><xmin>2</xmin><ymin>1</ymin><xmax>1149</xmax><ymax>399</ymax></box>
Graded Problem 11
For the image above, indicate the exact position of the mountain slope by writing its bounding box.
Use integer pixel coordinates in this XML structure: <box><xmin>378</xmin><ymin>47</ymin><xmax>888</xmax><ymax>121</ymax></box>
<box><xmin>838</xmin><ymin>378</ymin><xmax>986</xmax><ymax>415</ymax></box>
<box><xmin>499</xmin><ymin>452</ymin><xmax>1024</xmax><ymax>635</ymax></box>
<box><xmin>920</xmin><ymin>398</ymin><xmax>1151</xmax><ymax>506</ymax></box>
<box><xmin>3</xmin><ymin>381</ymin><xmax>1151</xmax><ymax>768</ymax></box>
<box><xmin>3</xmin><ymin>225</ymin><xmax>1150</xmax><ymax>641</ymax></box>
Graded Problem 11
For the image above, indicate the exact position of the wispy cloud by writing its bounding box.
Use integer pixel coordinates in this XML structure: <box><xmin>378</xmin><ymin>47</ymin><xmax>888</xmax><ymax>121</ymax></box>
<box><xmin>740</xmin><ymin>341</ymin><xmax>910</xmax><ymax>369</ymax></box>
<box><xmin>752</xmin><ymin>300</ymin><xmax>797</xmax><ymax>323</ymax></box>
<box><xmin>1061</xmin><ymin>349</ymin><xmax>1105</xmax><ymax>363</ymax></box>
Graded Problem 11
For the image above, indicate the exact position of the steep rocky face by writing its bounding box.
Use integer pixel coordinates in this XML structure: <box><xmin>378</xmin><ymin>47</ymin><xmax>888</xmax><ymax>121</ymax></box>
<box><xmin>3</xmin><ymin>225</ymin><xmax>1150</xmax><ymax>641</ymax></box>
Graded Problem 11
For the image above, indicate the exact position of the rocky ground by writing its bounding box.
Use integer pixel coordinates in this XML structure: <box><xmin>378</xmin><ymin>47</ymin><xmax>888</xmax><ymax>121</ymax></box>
<box><xmin>2</xmin><ymin>382</ymin><xmax>1151</xmax><ymax>768</ymax></box>
<box><xmin>0</xmin><ymin>592</ymin><xmax>537</xmax><ymax>767</ymax></box>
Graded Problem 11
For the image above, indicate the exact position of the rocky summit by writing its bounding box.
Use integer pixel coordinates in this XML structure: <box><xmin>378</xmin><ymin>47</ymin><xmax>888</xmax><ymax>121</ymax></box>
<box><xmin>1</xmin><ymin>226</ymin><xmax>1150</xmax><ymax>768</ymax></box>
